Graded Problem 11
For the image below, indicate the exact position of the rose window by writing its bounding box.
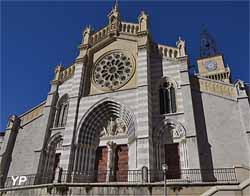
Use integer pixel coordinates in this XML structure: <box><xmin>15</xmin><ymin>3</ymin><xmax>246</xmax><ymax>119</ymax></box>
<box><xmin>93</xmin><ymin>52</ymin><xmax>134</xmax><ymax>90</ymax></box>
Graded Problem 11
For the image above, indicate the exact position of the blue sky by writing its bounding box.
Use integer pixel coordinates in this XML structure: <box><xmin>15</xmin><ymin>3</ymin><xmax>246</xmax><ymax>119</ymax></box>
<box><xmin>1</xmin><ymin>1</ymin><xmax>249</xmax><ymax>131</ymax></box>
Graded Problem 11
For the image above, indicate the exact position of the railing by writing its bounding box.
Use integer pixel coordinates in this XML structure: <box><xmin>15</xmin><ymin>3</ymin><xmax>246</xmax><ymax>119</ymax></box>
<box><xmin>120</xmin><ymin>22</ymin><xmax>139</xmax><ymax>34</ymax></box>
<box><xmin>150</xmin><ymin>168</ymin><xmax>237</xmax><ymax>183</ymax></box>
<box><xmin>59</xmin><ymin>64</ymin><xmax>75</xmax><ymax>82</ymax></box>
<box><xmin>91</xmin><ymin>26</ymin><xmax>110</xmax><ymax>45</ymax></box>
<box><xmin>91</xmin><ymin>22</ymin><xmax>140</xmax><ymax>45</ymax></box>
<box><xmin>1</xmin><ymin>168</ymin><xmax>238</xmax><ymax>189</ymax></box>
<box><xmin>59</xmin><ymin>170</ymin><xmax>142</xmax><ymax>183</ymax></box>
<box><xmin>151</xmin><ymin>43</ymin><xmax>179</xmax><ymax>59</ymax></box>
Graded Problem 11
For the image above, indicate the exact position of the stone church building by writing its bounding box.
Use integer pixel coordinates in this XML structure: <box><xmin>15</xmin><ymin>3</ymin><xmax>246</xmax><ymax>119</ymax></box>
<box><xmin>0</xmin><ymin>2</ymin><xmax>249</xmax><ymax>190</ymax></box>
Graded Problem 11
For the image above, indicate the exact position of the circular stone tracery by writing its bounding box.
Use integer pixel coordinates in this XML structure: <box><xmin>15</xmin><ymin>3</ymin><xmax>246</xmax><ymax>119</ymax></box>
<box><xmin>93</xmin><ymin>52</ymin><xmax>134</xmax><ymax>90</ymax></box>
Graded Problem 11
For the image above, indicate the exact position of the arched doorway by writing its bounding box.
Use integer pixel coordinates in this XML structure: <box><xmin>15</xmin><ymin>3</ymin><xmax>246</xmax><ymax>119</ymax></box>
<box><xmin>73</xmin><ymin>98</ymin><xmax>136</xmax><ymax>182</ymax></box>
<box><xmin>153</xmin><ymin>119</ymin><xmax>188</xmax><ymax>180</ymax></box>
<box><xmin>42</xmin><ymin>133</ymin><xmax>63</xmax><ymax>183</ymax></box>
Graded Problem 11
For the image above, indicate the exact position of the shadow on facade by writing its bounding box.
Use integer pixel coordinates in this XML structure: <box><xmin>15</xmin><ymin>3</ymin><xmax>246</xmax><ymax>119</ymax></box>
<box><xmin>149</xmin><ymin>43</ymin><xmax>163</xmax><ymax>174</ymax></box>
<box><xmin>191</xmin><ymin>85</ymin><xmax>216</xmax><ymax>182</ymax></box>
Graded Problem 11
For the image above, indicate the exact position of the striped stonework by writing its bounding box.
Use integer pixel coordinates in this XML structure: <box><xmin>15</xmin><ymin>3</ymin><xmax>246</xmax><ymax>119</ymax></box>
<box><xmin>59</xmin><ymin>61</ymin><xmax>86</xmax><ymax>171</ymax></box>
<box><xmin>134</xmin><ymin>47</ymin><xmax>151</xmax><ymax>168</ymax></box>
<box><xmin>3</xmin><ymin>5</ymin><xmax>249</xmax><ymax>188</ymax></box>
<box><xmin>150</xmin><ymin>55</ymin><xmax>185</xmax><ymax>131</ymax></box>
<box><xmin>37</xmin><ymin>18</ymin><xmax>200</xmax><ymax>177</ymax></box>
<box><xmin>58</xmin><ymin>78</ymin><xmax>73</xmax><ymax>98</ymax></box>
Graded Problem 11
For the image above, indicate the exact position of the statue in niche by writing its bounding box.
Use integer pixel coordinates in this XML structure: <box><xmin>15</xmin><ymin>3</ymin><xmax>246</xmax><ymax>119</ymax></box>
<box><xmin>100</xmin><ymin>117</ymin><xmax>127</xmax><ymax>137</ymax></box>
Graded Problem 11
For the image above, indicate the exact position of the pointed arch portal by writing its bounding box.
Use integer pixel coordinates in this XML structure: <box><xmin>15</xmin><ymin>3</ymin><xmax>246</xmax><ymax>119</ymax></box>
<box><xmin>153</xmin><ymin>119</ymin><xmax>188</xmax><ymax>180</ymax></box>
<box><xmin>73</xmin><ymin>99</ymin><xmax>136</xmax><ymax>182</ymax></box>
<box><xmin>42</xmin><ymin>133</ymin><xmax>63</xmax><ymax>183</ymax></box>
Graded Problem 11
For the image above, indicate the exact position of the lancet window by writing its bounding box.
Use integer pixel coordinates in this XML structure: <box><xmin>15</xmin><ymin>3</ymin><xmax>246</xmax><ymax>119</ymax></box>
<box><xmin>55</xmin><ymin>95</ymin><xmax>69</xmax><ymax>127</ymax></box>
<box><xmin>159</xmin><ymin>81</ymin><xmax>177</xmax><ymax>114</ymax></box>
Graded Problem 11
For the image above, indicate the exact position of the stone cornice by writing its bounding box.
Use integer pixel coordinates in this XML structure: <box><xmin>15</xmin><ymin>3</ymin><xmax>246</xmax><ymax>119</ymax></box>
<box><xmin>190</xmin><ymin>76</ymin><xmax>238</xmax><ymax>100</ymax></box>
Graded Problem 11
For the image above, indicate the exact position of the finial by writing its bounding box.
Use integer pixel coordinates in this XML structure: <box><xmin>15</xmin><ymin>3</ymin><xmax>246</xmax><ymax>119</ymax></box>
<box><xmin>83</xmin><ymin>25</ymin><xmax>92</xmax><ymax>33</ymax></box>
<box><xmin>114</xmin><ymin>0</ymin><xmax>119</xmax><ymax>11</ymax></box>
<box><xmin>139</xmin><ymin>10</ymin><xmax>147</xmax><ymax>18</ymax></box>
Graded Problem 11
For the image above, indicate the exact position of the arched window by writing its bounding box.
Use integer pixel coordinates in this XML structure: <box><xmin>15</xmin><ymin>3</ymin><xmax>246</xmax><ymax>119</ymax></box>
<box><xmin>159</xmin><ymin>81</ymin><xmax>177</xmax><ymax>114</ymax></box>
<box><xmin>55</xmin><ymin>95</ymin><xmax>69</xmax><ymax>127</ymax></box>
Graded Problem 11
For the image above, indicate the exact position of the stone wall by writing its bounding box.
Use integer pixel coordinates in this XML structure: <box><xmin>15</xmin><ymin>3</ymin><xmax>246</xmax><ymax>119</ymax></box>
<box><xmin>0</xmin><ymin>115</ymin><xmax>45</xmax><ymax>177</ymax></box>
<box><xmin>1</xmin><ymin>182</ymin><xmax>249</xmax><ymax>196</ymax></box>
<box><xmin>192</xmin><ymin>90</ymin><xmax>250</xmax><ymax>169</ymax></box>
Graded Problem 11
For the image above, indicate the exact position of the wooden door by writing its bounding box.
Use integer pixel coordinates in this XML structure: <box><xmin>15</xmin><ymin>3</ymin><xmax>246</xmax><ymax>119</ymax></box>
<box><xmin>115</xmin><ymin>145</ymin><xmax>128</xmax><ymax>182</ymax></box>
<box><xmin>165</xmin><ymin>143</ymin><xmax>181</xmax><ymax>179</ymax></box>
<box><xmin>94</xmin><ymin>147</ymin><xmax>108</xmax><ymax>182</ymax></box>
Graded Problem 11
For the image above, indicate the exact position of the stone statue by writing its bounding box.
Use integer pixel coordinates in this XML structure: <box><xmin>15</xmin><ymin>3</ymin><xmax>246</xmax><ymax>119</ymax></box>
<box><xmin>106</xmin><ymin>141</ymin><xmax>116</xmax><ymax>182</ymax></box>
<box><xmin>115</xmin><ymin>118</ymin><xmax>127</xmax><ymax>135</ymax></box>
<box><xmin>100</xmin><ymin>117</ymin><xmax>127</xmax><ymax>137</ymax></box>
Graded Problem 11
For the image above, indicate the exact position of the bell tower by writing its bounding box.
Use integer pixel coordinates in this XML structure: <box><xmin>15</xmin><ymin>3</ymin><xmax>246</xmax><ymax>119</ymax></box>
<box><xmin>196</xmin><ymin>28</ymin><xmax>231</xmax><ymax>83</ymax></box>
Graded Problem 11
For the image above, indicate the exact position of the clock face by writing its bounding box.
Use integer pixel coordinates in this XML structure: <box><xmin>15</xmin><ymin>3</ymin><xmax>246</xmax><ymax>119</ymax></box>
<box><xmin>205</xmin><ymin>60</ymin><xmax>217</xmax><ymax>71</ymax></box>
<box><xmin>92</xmin><ymin>52</ymin><xmax>135</xmax><ymax>91</ymax></box>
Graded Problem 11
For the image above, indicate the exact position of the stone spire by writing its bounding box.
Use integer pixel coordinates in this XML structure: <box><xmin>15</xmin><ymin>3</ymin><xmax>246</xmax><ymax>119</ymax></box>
<box><xmin>114</xmin><ymin>0</ymin><xmax>119</xmax><ymax>11</ymax></box>
<box><xmin>82</xmin><ymin>25</ymin><xmax>93</xmax><ymax>46</ymax></box>
<box><xmin>108</xmin><ymin>0</ymin><xmax>121</xmax><ymax>23</ymax></box>
<box><xmin>108</xmin><ymin>0</ymin><xmax>121</xmax><ymax>35</ymax></box>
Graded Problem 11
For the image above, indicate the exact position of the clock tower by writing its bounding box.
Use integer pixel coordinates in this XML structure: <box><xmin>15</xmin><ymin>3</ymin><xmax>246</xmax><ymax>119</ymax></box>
<box><xmin>196</xmin><ymin>29</ymin><xmax>231</xmax><ymax>83</ymax></box>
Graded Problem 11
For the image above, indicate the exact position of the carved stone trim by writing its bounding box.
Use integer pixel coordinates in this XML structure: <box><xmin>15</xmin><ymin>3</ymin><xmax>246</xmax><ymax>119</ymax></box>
<box><xmin>100</xmin><ymin>117</ymin><xmax>128</xmax><ymax>137</ymax></box>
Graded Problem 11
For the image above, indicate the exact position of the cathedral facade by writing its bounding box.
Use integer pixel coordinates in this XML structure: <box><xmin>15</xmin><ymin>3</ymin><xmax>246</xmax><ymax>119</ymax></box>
<box><xmin>0</xmin><ymin>3</ymin><xmax>249</xmax><ymax>187</ymax></box>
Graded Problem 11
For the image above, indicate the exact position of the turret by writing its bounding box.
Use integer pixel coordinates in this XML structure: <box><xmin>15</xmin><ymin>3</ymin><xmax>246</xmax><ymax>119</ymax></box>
<box><xmin>138</xmin><ymin>11</ymin><xmax>149</xmax><ymax>33</ymax></box>
<box><xmin>176</xmin><ymin>36</ymin><xmax>186</xmax><ymax>57</ymax></box>
<box><xmin>108</xmin><ymin>0</ymin><xmax>121</xmax><ymax>35</ymax></box>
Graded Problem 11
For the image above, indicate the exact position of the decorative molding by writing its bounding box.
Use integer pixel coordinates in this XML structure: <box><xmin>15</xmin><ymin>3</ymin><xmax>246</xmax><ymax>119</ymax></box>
<box><xmin>191</xmin><ymin>76</ymin><xmax>237</xmax><ymax>98</ymax></box>
<box><xmin>17</xmin><ymin>103</ymin><xmax>45</xmax><ymax>127</ymax></box>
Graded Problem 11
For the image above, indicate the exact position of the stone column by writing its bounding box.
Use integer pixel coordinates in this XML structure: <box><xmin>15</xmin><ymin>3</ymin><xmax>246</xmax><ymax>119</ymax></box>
<box><xmin>0</xmin><ymin>115</ymin><xmax>21</xmax><ymax>188</ymax></box>
<box><xmin>136</xmin><ymin>33</ymin><xmax>153</xmax><ymax>170</ymax></box>
<box><xmin>106</xmin><ymin>141</ymin><xmax>116</xmax><ymax>182</ymax></box>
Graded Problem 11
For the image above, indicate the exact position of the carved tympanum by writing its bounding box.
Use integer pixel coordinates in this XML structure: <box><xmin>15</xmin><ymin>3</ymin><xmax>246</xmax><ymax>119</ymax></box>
<box><xmin>100</xmin><ymin>117</ymin><xmax>127</xmax><ymax>137</ymax></box>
